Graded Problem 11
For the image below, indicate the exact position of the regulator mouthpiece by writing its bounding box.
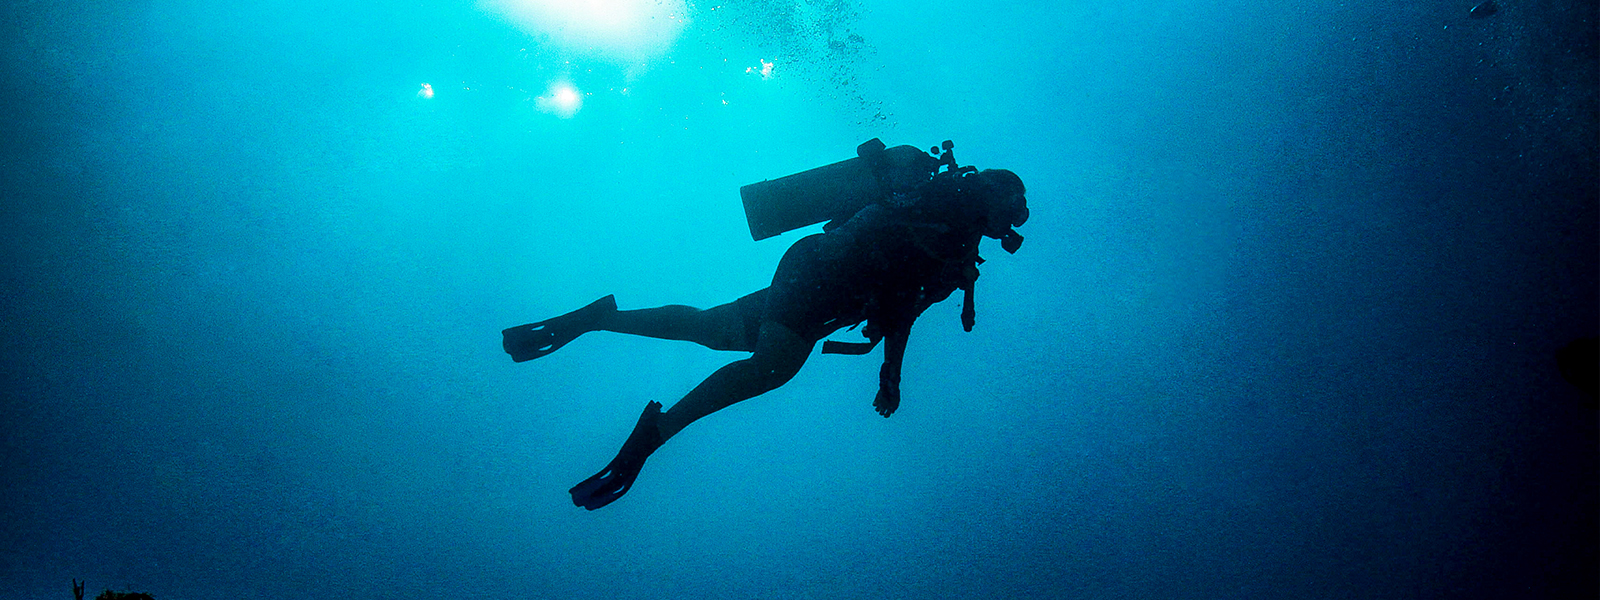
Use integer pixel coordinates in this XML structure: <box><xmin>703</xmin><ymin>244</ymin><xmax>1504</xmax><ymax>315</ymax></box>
<box><xmin>1001</xmin><ymin>229</ymin><xmax>1024</xmax><ymax>254</ymax></box>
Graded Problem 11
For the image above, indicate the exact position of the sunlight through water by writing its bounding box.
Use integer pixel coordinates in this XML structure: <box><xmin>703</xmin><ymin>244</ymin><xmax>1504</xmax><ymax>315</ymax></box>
<box><xmin>534</xmin><ymin>81</ymin><xmax>584</xmax><ymax>118</ymax></box>
<box><xmin>481</xmin><ymin>0</ymin><xmax>689</xmax><ymax>64</ymax></box>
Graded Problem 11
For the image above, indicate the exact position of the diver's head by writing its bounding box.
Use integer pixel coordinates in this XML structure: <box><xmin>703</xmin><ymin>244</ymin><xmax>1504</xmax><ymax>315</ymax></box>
<box><xmin>972</xmin><ymin>169</ymin><xmax>1028</xmax><ymax>253</ymax></box>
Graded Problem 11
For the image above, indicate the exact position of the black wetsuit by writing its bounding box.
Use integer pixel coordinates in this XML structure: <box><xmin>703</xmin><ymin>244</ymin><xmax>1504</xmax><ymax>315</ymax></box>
<box><xmin>754</xmin><ymin>176</ymin><xmax>989</xmax><ymax>343</ymax></box>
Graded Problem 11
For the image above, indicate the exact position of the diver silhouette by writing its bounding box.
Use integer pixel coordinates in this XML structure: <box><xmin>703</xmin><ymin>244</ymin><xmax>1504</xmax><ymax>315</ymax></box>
<box><xmin>503</xmin><ymin>139</ymin><xmax>1030</xmax><ymax>510</ymax></box>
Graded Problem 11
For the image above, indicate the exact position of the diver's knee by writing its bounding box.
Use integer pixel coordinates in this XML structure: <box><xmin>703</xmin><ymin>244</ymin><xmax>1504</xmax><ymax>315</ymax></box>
<box><xmin>765</xmin><ymin>361</ymin><xmax>803</xmax><ymax>385</ymax></box>
<box><xmin>751</xmin><ymin>367</ymin><xmax>796</xmax><ymax>394</ymax></box>
<box><xmin>703</xmin><ymin>324</ymin><xmax>751</xmax><ymax>352</ymax></box>
<box><xmin>747</xmin><ymin>319</ymin><xmax>811</xmax><ymax>385</ymax></box>
<box><xmin>754</xmin><ymin>350</ymin><xmax>807</xmax><ymax>388</ymax></box>
<box><xmin>694</xmin><ymin>302</ymin><xmax>755</xmax><ymax>352</ymax></box>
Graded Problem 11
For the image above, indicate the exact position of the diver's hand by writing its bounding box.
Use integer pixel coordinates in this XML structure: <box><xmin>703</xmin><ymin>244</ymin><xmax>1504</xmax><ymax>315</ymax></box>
<box><xmin>875</xmin><ymin>325</ymin><xmax>907</xmax><ymax>418</ymax></box>
<box><xmin>874</xmin><ymin>380</ymin><xmax>900</xmax><ymax>417</ymax></box>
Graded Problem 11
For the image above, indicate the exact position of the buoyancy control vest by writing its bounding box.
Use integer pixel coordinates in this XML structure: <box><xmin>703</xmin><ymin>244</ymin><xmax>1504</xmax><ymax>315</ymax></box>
<box><xmin>738</xmin><ymin>139</ymin><xmax>1006</xmax><ymax>355</ymax></box>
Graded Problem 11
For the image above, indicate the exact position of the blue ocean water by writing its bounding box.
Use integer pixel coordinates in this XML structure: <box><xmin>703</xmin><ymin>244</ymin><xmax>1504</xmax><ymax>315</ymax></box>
<box><xmin>3</xmin><ymin>0</ymin><xmax>1596</xmax><ymax>598</ymax></box>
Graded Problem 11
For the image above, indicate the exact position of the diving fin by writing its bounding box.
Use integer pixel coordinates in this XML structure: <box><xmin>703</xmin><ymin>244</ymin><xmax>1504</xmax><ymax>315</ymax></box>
<box><xmin>502</xmin><ymin>295</ymin><xmax>617</xmax><ymax>362</ymax></box>
<box><xmin>570</xmin><ymin>401</ymin><xmax>665</xmax><ymax>510</ymax></box>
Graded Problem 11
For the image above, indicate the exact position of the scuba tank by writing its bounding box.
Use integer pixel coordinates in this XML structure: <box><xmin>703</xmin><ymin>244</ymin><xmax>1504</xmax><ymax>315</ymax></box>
<box><xmin>742</xmin><ymin>139</ymin><xmax>1028</xmax><ymax>357</ymax></box>
<box><xmin>740</xmin><ymin>138</ymin><xmax>954</xmax><ymax>241</ymax></box>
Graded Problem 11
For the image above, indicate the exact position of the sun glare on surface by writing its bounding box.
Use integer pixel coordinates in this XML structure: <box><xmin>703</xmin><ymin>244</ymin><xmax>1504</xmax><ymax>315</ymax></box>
<box><xmin>482</xmin><ymin>0</ymin><xmax>688</xmax><ymax>64</ymax></box>
<box><xmin>535</xmin><ymin>82</ymin><xmax>583</xmax><ymax>118</ymax></box>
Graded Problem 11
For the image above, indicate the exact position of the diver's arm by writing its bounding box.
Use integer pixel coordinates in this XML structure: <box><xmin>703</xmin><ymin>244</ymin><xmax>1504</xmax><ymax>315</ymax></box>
<box><xmin>873</xmin><ymin>324</ymin><xmax>909</xmax><ymax>417</ymax></box>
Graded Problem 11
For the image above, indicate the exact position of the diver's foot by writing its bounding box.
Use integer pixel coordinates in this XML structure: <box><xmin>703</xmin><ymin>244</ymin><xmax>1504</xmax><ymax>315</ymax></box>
<box><xmin>570</xmin><ymin>401</ymin><xmax>665</xmax><ymax>510</ymax></box>
<box><xmin>502</xmin><ymin>295</ymin><xmax>618</xmax><ymax>362</ymax></box>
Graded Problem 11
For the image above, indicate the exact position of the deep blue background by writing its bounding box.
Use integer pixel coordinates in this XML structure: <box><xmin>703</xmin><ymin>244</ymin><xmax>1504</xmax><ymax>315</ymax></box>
<box><xmin>3</xmin><ymin>0</ymin><xmax>1596</xmax><ymax>598</ymax></box>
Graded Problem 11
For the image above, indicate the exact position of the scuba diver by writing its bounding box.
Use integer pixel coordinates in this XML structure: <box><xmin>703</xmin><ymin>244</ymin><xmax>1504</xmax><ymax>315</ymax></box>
<box><xmin>503</xmin><ymin>139</ymin><xmax>1030</xmax><ymax>510</ymax></box>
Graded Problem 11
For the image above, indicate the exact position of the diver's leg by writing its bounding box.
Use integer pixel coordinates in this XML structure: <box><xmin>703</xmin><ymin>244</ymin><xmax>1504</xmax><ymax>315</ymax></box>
<box><xmin>656</xmin><ymin>319</ymin><xmax>813</xmax><ymax>440</ymax></box>
<box><xmin>568</xmin><ymin>319</ymin><xmax>812</xmax><ymax>510</ymax></box>
<box><xmin>598</xmin><ymin>291</ymin><xmax>763</xmax><ymax>353</ymax></box>
<box><xmin>600</xmin><ymin>306</ymin><xmax>729</xmax><ymax>347</ymax></box>
<box><xmin>505</xmin><ymin>292</ymin><xmax>761</xmax><ymax>363</ymax></box>
<box><xmin>503</xmin><ymin>295</ymin><xmax>619</xmax><ymax>362</ymax></box>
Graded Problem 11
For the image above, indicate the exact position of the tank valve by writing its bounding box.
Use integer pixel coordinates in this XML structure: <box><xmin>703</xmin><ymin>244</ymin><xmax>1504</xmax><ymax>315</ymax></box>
<box><xmin>929</xmin><ymin>140</ymin><xmax>958</xmax><ymax>173</ymax></box>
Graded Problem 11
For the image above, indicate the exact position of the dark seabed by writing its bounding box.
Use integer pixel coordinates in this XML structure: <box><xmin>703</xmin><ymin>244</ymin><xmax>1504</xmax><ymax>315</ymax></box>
<box><xmin>3</xmin><ymin>0</ymin><xmax>1595</xmax><ymax>598</ymax></box>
